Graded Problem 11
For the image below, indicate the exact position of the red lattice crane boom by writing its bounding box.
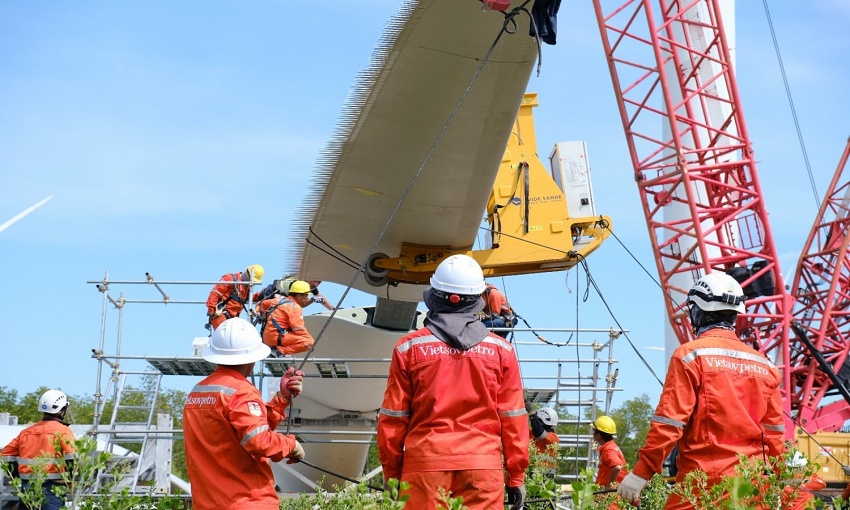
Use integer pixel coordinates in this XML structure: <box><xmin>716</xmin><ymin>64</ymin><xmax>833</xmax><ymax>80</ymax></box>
<box><xmin>789</xmin><ymin>139</ymin><xmax>850</xmax><ymax>432</ymax></box>
<box><xmin>589</xmin><ymin>0</ymin><xmax>794</xmax><ymax>426</ymax></box>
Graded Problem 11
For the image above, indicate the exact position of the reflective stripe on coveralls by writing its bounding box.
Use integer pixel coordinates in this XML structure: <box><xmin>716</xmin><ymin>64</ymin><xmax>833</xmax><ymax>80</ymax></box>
<box><xmin>256</xmin><ymin>295</ymin><xmax>314</xmax><ymax>355</ymax></box>
<box><xmin>0</xmin><ymin>420</ymin><xmax>76</xmax><ymax>481</ymax></box>
<box><xmin>183</xmin><ymin>366</ymin><xmax>296</xmax><ymax>510</ymax></box>
<box><xmin>377</xmin><ymin>328</ymin><xmax>528</xmax><ymax>509</ymax></box>
<box><xmin>631</xmin><ymin>329</ymin><xmax>785</xmax><ymax>510</ymax></box>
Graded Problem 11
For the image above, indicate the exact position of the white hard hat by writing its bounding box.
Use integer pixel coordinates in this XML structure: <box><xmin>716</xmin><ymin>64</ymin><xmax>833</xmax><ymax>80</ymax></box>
<box><xmin>39</xmin><ymin>389</ymin><xmax>68</xmax><ymax>415</ymax></box>
<box><xmin>203</xmin><ymin>318</ymin><xmax>270</xmax><ymax>365</ymax></box>
<box><xmin>687</xmin><ymin>272</ymin><xmax>746</xmax><ymax>313</ymax></box>
<box><xmin>536</xmin><ymin>407</ymin><xmax>558</xmax><ymax>427</ymax></box>
<box><xmin>787</xmin><ymin>451</ymin><xmax>808</xmax><ymax>468</ymax></box>
<box><xmin>430</xmin><ymin>254</ymin><xmax>486</xmax><ymax>295</ymax></box>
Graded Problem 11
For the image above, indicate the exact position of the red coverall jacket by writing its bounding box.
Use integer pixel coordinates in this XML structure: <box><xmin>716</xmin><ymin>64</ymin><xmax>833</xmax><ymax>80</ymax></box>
<box><xmin>632</xmin><ymin>329</ymin><xmax>785</xmax><ymax>487</ymax></box>
<box><xmin>595</xmin><ymin>440</ymin><xmax>627</xmax><ymax>487</ymax></box>
<box><xmin>533</xmin><ymin>430</ymin><xmax>560</xmax><ymax>471</ymax></box>
<box><xmin>206</xmin><ymin>272</ymin><xmax>251</xmax><ymax>329</ymax></box>
<box><xmin>183</xmin><ymin>366</ymin><xmax>297</xmax><ymax>510</ymax></box>
<box><xmin>1</xmin><ymin>419</ymin><xmax>75</xmax><ymax>481</ymax></box>
<box><xmin>377</xmin><ymin>327</ymin><xmax>529</xmax><ymax>486</ymax></box>
<box><xmin>482</xmin><ymin>284</ymin><xmax>512</xmax><ymax>319</ymax></box>
<box><xmin>781</xmin><ymin>474</ymin><xmax>826</xmax><ymax>510</ymax></box>
<box><xmin>256</xmin><ymin>296</ymin><xmax>314</xmax><ymax>355</ymax></box>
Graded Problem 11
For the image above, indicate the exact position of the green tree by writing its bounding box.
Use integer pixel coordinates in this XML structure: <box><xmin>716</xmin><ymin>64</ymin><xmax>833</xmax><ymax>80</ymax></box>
<box><xmin>0</xmin><ymin>382</ymin><xmax>189</xmax><ymax>483</ymax></box>
<box><xmin>0</xmin><ymin>386</ymin><xmax>50</xmax><ymax>424</ymax></box>
<box><xmin>608</xmin><ymin>393</ymin><xmax>653</xmax><ymax>466</ymax></box>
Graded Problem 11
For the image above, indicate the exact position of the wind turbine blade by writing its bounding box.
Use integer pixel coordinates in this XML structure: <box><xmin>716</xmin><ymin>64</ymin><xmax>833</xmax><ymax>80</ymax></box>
<box><xmin>0</xmin><ymin>195</ymin><xmax>54</xmax><ymax>234</ymax></box>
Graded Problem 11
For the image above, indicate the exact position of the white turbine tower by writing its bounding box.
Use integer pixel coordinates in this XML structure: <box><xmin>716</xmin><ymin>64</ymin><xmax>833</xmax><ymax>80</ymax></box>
<box><xmin>0</xmin><ymin>196</ymin><xmax>54</xmax><ymax>234</ymax></box>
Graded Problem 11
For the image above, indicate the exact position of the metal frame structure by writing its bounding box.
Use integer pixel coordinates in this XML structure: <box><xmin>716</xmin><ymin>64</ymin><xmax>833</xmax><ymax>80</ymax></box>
<box><xmin>591</xmin><ymin>0</ymin><xmax>793</xmax><ymax>425</ymax></box>
<box><xmin>85</xmin><ymin>272</ymin><xmax>622</xmax><ymax>492</ymax></box>
<box><xmin>789</xmin><ymin>139</ymin><xmax>850</xmax><ymax>432</ymax></box>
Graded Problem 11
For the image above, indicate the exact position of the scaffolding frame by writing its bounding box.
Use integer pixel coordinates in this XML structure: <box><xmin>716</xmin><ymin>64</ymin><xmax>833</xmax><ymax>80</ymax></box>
<box><xmin>85</xmin><ymin>271</ymin><xmax>623</xmax><ymax>494</ymax></box>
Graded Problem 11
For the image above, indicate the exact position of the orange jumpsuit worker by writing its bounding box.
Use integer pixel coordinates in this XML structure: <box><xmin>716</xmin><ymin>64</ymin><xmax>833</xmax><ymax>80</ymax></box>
<box><xmin>255</xmin><ymin>280</ymin><xmax>315</xmax><ymax>356</ymax></box>
<box><xmin>480</xmin><ymin>282</ymin><xmax>515</xmax><ymax>338</ymax></box>
<box><xmin>183</xmin><ymin>318</ymin><xmax>305</xmax><ymax>510</ymax></box>
<box><xmin>377</xmin><ymin>254</ymin><xmax>529</xmax><ymax>510</ymax></box>
<box><xmin>2</xmin><ymin>390</ymin><xmax>76</xmax><ymax>510</ymax></box>
<box><xmin>780</xmin><ymin>452</ymin><xmax>826</xmax><ymax>510</ymax></box>
<box><xmin>529</xmin><ymin>406</ymin><xmax>560</xmax><ymax>472</ymax></box>
<box><xmin>206</xmin><ymin>264</ymin><xmax>263</xmax><ymax>331</ymax></box>
<box><xmin>592</xmin><ymin>415</ymin><xmax>628</xmax><ymax>488</ymax></box>
<box><xmin>618</xmin><ymin>272</ymin><xmax>785</xmax><ymax>509</ymax></box>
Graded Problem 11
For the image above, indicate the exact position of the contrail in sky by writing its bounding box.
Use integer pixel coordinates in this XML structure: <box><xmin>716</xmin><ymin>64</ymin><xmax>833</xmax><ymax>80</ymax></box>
<box><xmin>0</xmin><ymin>196</ymin><xmax>54</xmax><ymax>234</ymax></box>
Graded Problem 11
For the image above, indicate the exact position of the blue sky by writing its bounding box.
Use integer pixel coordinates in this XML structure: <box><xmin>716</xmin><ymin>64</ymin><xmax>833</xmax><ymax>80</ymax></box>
<box><xmin>2</xmin><ymin>1</ymin><xmax>849</xmax><ymax>413</ymax></box>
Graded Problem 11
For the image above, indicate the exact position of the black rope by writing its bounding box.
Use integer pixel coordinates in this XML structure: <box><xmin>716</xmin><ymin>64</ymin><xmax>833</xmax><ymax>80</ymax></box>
<box><xmin>760</xmin><ymin>0</ymin><xmax>819</xmax><ymax>210</ymax></box>
<box><xmin>489</xmin><ymin>160</ymin><xmax>526</xmax><ymax>248</ymax></box>
<box><xmin>783</xmin><ymin>409</ymin><xmax>848</xmax><ymax>468</ymax></box>
<box><xmin>306</xmin><ymin>226</ymin><xmax>361</xmax><ymax>269</ymax></box>
<box><xmin>522</xmin><ymin>161</ymin><xmax>530</xmax><ymax>234</ymax></box>
<box><xmin>477</xmin><ymin>219</ymin><xmax>606</xmax><ymax>256</ymax></box>
<box><xmin>603</xmin><ymin>224</ymin><xmax>682</xmax><ymax>309</ymax></box>
<box><xmin>301</xmin><ymin>238</ymin><xmax>360</xmax><ymax>271</ymax></box>
<box><xmin>514</xmin><ymin>313</ymin><xmax>573</xmax><ymax>346</ymax></box>
<box><xmin>573</xmin><ymin>264</ymin><xmax>582</xmax><ymax>478</ymax></box>
<box><xmin>574</xmin><ymin>253</ymin><xmax>664</xmax><ymax>387</ymax></box>
<box><xmin>295</xmin><ymin>459</ymin><xmax>385</xmax><ymax>492</ymax></box>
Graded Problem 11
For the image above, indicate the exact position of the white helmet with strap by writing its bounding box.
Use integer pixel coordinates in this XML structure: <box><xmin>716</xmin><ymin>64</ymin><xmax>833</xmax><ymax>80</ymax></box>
<box><xmin>39</xmin><ymin>389</ymin><xmax>69</xmax><ymax>415</ymax></box>
<box><xmin>536</xmin><ymin>407</ymin><xmax>558</xmax><ymax>427</ymax></box>
<box><xmin>687</xmin><ymin>272</ymin><xmax>746</xmax><ymax>313</ymax></box>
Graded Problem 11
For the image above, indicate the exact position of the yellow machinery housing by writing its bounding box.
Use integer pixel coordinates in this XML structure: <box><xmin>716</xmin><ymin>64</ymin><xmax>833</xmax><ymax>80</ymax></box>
<box><xmin>367</xmin><ymin>93</ymin><xmax>612</xmax><ymax>285</ymax></box>
<box><xmin>796</xmin><ymin>429</ymin><xmax>850</xmax><ymax>487</ymax></box>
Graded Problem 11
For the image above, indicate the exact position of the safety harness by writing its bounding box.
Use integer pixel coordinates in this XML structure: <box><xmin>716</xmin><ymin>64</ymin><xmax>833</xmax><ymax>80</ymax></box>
<box><xmin>481</xmin><ymin>285</ymin><xmax>515</xmax><ymax>322</ymax></box>
<box><xmin>216</xmin><ymin>272</ymin><xmax>249</xmax><ymax>318</ymax></box>
<box><xmin>257</xmin><ymin>296</ymin><xmax>291</xmax><ymax>346</ymax></box>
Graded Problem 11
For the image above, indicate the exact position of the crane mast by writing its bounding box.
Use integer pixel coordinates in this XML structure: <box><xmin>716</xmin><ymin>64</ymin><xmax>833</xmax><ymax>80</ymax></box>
<box><xmin>589</xmin><ymin>0</ymin><xmax>794</xmax><ymax>425</ymax></box>
<box><xmin>790</xmin><ymin>139</ymin><xmax>850</xmax><ymax>432</ymax></box>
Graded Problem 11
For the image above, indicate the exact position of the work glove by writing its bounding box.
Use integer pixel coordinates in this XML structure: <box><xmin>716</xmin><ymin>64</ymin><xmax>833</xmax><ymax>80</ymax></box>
<box><xmin>525</xmin><ymin>400</ymin><xmax>534</xmax><ymax>414</ymax></box>
<box><xmin>213</xmin><ymin>302</ymin><xmax>225</xmax><ymax>317</ymax></box>
<box><xmin>279</xmin><ymin>366</ymin><xmax>304</xmax><ymax>399</ymax></box>
<box><xmin>286</xmin><ymin>440</ymin><xmax>305</xmax><ymax>464</ymax></box>
<box><xmin>617</xmin><ymin>473</ymin><xmax>648</xmax><ymax>503</ymax></box>
<box><xmin>312</xmin><ymin>296</ymin><xmax>325</xmax><ymax>304</ymax></box>
<box><xmin>505</xmin><ymin>485</ymin><xmax>526</xmax><ymax>510</ymax></box>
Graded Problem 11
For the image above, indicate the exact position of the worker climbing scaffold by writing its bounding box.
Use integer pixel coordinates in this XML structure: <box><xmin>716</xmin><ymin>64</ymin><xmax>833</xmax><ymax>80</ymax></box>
<box><xmin>205</xmin><ymin>264</ymin><xmax>264</xmax><ymax>331</ymax></box>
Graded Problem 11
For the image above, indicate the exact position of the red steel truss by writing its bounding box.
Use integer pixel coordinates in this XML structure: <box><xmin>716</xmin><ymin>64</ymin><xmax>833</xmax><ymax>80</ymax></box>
<box><xmin>589</xmin><ymin>0</ymin><xmax>793</xmax><ymax>426</ymax></box>
<box><xmin>790</xmin><ymin>139</ymin><xmax>850</xmax><ymax>432</ymax></box>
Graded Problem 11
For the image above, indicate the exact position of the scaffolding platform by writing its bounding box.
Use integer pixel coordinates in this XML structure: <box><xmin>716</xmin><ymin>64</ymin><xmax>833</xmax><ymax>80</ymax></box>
<box><xmin>145</xmin><ymin>357</ymin><xmax>216</xmax><ymax>376</ymax></box>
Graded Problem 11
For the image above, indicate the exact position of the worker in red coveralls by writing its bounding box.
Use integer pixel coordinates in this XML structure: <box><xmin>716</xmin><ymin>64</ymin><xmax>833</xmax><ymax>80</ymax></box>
<box><xmin>618</xmin><ymin>272</ymin><xmax>785</xmax><ymax>509</ymax></box>
<box><xmin>780</xmin><ymin>452</ymin><xmax>826</xmax><ymax>510</ymax></box>
<box><xmin>480</xmin><ymin>282</ymin><xmax>516</xmax><ymax>338</ymax></box>
<box><xmin>183</xmin><ymin>317</ymin><xmax>305</xmax><ymax>510</ymax></box>
<box><xmin>377</xmin><ymin>254</ymin><xmax>529</xmax><ymax>510</ymax></box>
<box><xmin>254</xmin><ymin>280</ymin><xmax>315</xmax><ymax>356</ymax></box>
<box><xmin>1</xmin><ymin>390</ymin><xmax>76</xmax><ymax>510</ymax></box>
<box><xmin>592</xmin><ymin>415</ymin><xmax>628</xmax><ymax>488</ymax></box>
<box><xmin>206</xmin><ymin>264</ymin><xmax>264</xmax><ymax>331</ymax></box>
<box><xmin>528</xmin><ymin>405</ymin><xmax>560</xmax><ymax>474</ymax></box>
